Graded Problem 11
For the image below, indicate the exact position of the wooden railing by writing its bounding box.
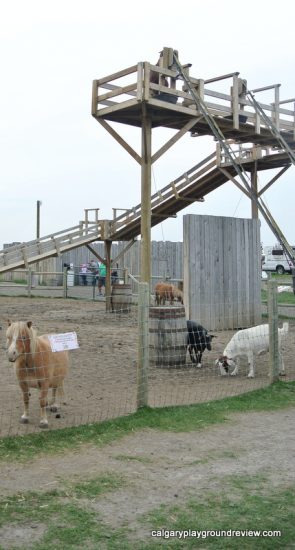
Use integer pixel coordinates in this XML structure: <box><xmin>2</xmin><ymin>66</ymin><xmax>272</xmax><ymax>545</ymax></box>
<box><xmin>92</xmin><ymin>62</ymin><xmax>295</xmax><ymax>136</ymax></box>
<box><xmin>109</xmin><ymin>152</ymin><xmax>217</xmax><ymax>238</ymax></box>
<box><xmin>0</xmin><ymin>223</ymin><xmax>103</xmax><ymax>273</ymax></box>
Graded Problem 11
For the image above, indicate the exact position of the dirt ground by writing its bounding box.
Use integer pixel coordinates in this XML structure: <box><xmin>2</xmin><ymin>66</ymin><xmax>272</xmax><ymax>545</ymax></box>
<box><xmin>0</xmin><ymin>296</ymin><xmax>294</xmax><ymax>548</ymax></box>
<box><xmin>0</xmin><ymin>407</ymin><xmax>294</xmax><ymax>548</ymax></box>
<box><xmin>0</xmin><ymin>296</ymin><xmax>294</xmax><ymax>437</ymax></box>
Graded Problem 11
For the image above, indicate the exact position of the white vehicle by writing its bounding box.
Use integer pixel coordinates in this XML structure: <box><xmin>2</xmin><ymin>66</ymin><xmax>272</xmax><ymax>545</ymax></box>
<box><xmin>262</xmin><ymin>245</ymin><xmax>295</xmax><ymax>275</ymax></box>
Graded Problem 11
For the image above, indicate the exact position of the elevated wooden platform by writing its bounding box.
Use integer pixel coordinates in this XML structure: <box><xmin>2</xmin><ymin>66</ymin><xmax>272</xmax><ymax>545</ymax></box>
<box><xmin>1</xmin><ymin>52</ymin><xmax>294</xmax><ymax>274</ymax></box>
<box><xmin>92</xmin><ymin>61</ymin><xmax>295</xmax><ymax>148</ymax></box>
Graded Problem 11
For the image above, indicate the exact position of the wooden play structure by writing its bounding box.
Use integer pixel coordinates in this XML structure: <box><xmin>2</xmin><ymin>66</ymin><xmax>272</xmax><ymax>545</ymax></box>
<box><xmin>1</xmin><ymin>47</ymin><xmax>295</xmax><ymax>299</ymax></box>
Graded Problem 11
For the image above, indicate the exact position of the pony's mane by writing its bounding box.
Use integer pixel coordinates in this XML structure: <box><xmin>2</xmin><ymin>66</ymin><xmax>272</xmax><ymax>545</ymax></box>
<box><xmin>8</xmin><ymin>321</ymin><xmax>38</xmax><ymax>354</ymax></box>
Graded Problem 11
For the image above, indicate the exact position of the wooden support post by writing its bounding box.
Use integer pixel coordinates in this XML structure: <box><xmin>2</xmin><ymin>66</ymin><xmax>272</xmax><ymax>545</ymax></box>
<box><xmin>267</xmin><ymin>278</ymin><xmax>279</xmax><ymax>382</ymax></box>
<box><xmin>27</xmin><ymin>268</ymin><xmax>32</xmax><ymax>298</ymax></box>
<box><xmin>137</xmin><ymin>282</ymin><xmax>149</xmax><ymax>408</ymax></box>
<box><xmin>162</xmin><ymin>47</ymin><xmax>173</xmax><ymax>68</ymax></box>
<box><xmin>232</xmin><ymin>74</ymin><xmax>239</xmax><ymax>129</ymax></box>
<box><xmin>91</xmin><ymin>80</ymin><xmax>98</xmax><ymax>116</ymax></box>
<box><xmin>140</xmin><ymin>110</ymin><xmax>152</xmax><ymax>289</ymax></box>
<box><xmin>123</xmin><ymin>267</ymin><xmax>128</xmax><ymax>284</ymax></box>
<box><xmin>251</xmin><ymin>163</ymin><xmax>258</xmax><ymax>219</ymax></box>
<box><xmin>36</xmin><ymin>200</ymin><xmax>41</xmax><ymax>239</ymax></box>
<box><xmin>105</xmin><ymin>240</ymin><xmax>112</xmax><ymax>312</ymax></box>
<box><xmin>273</xmin><ymin>85</ymin><xmax>280</xmax><ymax>130</ymax></box>
<box><xmin>85</xmin><ymin>209</ymin><xmax>89</xmax><ymax>229</ymax></box>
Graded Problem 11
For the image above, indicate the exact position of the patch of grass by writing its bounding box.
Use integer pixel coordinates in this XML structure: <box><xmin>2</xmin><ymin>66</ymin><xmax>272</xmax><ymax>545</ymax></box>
<box><xmin>0</xmin><ymin>474</ymin><xmax>126</xmax><ymax>526</ymax></box>
<box><xmin>261</xmin><ymin>288</ymin><xmax>295</xmax><ymax>305</ymax></box>
<box><xmin>0</xmin><ymin>490</ymin><xmax>63</xmax><ymax>527</ymax></box>
<box><xmin>64</xmin><ymin>473</ymin><xmax>126</xmax><ymax>498</ymax></box>
<box><xmin>270</xmin><ymin>273</ymin><xmax>292</xmax><ymax>282</ymax></box>
<box><xmin>188</xmin><ymin>457</ymin><xmax>210</xmax><ymax>466</ymax></box>
<box><xmin>1</xmin><ymin>476</ymin><xmax>292</xmax><ymax>549</ymax></box>
<box><xmin>277</xmin><ymin>292</ymin><xmax>295</xmax><ymax>305</ymax></box>
<box><xmin>0</xmin><ymin>381</ymin><xmax>294</xmax><ymax>462</ymax></box>
<box><xmin>0</xmin><ymin>476</ymin><xmax>293</xmax><ymax>550</ymax></box>
<box><xmin>114</xmin><ymin>454</ymin><xmax>153</xmax><ymax>464</ymax></box>
<box><xmin>222</xmin><ymin>473</ymin><xmax>268</xmax><ymax>491</ymax></box>
<box><xmin>0</xmin><ymin>489</ymin><xmax>126</xmax><ymax>549</ymax></box>
<box><xmin>141</xmin><ymin>477</ymin><xmax>295</xmax><ymax>548</ymax></box>
<box><xmin>0</xmin><ymin>474</ymin><xmax>130</xmax><ymax>549</ymax></box>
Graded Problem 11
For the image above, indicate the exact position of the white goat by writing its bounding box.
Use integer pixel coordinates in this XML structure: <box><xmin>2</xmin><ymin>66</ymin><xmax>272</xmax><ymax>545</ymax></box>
<box><xmin>216</xmin><ymin>322</ymin><xmax>289</xmax><ymax>378</ymax></box>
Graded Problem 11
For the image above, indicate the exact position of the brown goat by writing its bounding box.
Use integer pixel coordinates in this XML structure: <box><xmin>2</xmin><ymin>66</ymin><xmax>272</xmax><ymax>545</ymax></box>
<box><xmin>154</xmin><ymin>282</ymin><xmax>183</xmax><ymax>306</ymax></box>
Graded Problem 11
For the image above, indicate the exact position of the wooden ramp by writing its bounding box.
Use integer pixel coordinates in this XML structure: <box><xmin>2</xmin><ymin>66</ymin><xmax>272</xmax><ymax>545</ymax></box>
<box><xmin>0</xmin><ymin>146</ymin><xmax>291</xmax><ymax>273</ymax></box>
<box><xmin>109</xmin><ymin>147</ymin><xmax>292</xmax><ymax>241</ymax></box>
<box><xmin>0</xmin><ymin>223</ymin><xmax>104</xmax><ymax>273</ymax></box>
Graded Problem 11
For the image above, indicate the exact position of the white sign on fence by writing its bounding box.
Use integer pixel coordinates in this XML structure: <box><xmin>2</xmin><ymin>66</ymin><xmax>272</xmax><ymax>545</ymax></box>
<box><xmin>48</xmin><ymin>332</ymin><xmax>79</xmax><ymax>352</ymax></box>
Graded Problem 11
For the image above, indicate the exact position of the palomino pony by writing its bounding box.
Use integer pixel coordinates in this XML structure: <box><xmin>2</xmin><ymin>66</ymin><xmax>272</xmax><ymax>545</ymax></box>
<box><xmin>6</xmin><ymin>320</ymin><xmax>69</xmax><ymax>428</ymax></box>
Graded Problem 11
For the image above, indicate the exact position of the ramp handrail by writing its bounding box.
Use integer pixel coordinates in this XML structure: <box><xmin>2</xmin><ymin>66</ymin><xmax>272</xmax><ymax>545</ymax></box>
<box><xmin>110</xmin><ymin>152</ymin><xmax>216</xmax><ymax>237</ymax></box>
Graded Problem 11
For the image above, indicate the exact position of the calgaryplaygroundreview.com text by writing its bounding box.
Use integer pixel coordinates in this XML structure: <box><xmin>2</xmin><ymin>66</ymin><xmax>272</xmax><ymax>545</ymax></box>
<box><xmin>151</xmin><ymin>529</ymin><xmax>282</xmax><ymax>540</ymax></box>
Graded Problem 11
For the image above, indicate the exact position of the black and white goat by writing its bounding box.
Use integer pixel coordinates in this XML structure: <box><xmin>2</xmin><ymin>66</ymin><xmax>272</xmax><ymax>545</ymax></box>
<box><xmin>216</xmin><ymin>322</ymin><xmax>289</xmax><ymax>378</ymax></box>
<box><xmin>187</xmin><ymin>321</ymin><xmax>215</xmax><ymax>368</ymax></box>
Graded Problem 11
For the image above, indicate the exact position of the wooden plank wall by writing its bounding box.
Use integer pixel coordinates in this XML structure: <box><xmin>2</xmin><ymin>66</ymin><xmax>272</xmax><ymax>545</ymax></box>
<box><xmin>183</xmin><ymin>214</ymin><xmax>261</xmax><ymax>330</ymax></box>
<box><xmin>52</xmin><ymin>241</ymin><xmax>183</xmax><ymax>291</ymax></box>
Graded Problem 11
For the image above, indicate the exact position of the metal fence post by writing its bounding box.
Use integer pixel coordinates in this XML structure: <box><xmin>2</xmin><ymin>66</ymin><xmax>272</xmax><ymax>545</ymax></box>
<box><xmin>267</xmin><ymin>278</ymin><xmax>279</xmax><ymax>382</ymax></box>
<box><xmin>63</xmin><ymin>267</ymin><xmax>68</xmax><ymax>298</ymax></box>
<box><xmin>137</xmin><ymin>282</ymin><xmax>149</xmax><ymax>408</ymax></box>
<box><xmin>292</xmin><ymin>267</ymin><xmax>295</xmax><ymax>295</ymax></box>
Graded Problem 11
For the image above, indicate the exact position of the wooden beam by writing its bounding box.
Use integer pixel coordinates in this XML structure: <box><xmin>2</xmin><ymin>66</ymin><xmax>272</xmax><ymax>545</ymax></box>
<box><xmin>258</xmin><ymin>165</ymin><xmax>290</xmax><ymax>196</ymax></box>
<box><xmin>97</xmin><ymin>64</ymin><xmax>138</xmax><ymax>86</ymax></box>
<box><xmin>232</xmin><ymin>74</ymin><xmax>239</xmax><ymax>129</ymax></box>
<box><xmin>97</xmin><ymin>119</ymin><xmax>142</xmax><ymax>164</ymax></box>
<box><xmin>219</xmin><ymin>167</ymin><xmax>252</xmax><ymax>200</ymax></box>
<box><xmin>91</xmin><ymin>80</ymin><xmax>98</xmax><ymax>116</ymax></box>
<box><xmin>152</xmin><ymin>117</ymin><xmax>201</xmax><ymax>163</ymax></box>
<box><xmin>251</xmin><ymin>163</ymin><xmax>258</xmax><ymax>219</ymax></box>
<box><xmin>111</xmin><ymin>240</ymin><xmax>136</xmax><ymax>264</ymax></box>
<box><xmin>140</xmin><ymin>106</ymin><xmax>152</xmax><ymax>286</ymax></box>
<box><xmin>86</xmin><ymin>244</ymin><xmax>104</xmax><ymax>264</ymax></box>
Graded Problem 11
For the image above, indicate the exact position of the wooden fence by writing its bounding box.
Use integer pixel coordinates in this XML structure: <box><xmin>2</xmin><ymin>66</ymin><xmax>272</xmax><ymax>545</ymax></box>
<box><xmin>0</xmin><ymin>241</ymin><xmax>184</xmax><ymax>292</ymax></box>
<box><xmin>183</xmin><ymin>214</ymin><xmax>261</xmax><ymax>330</ymax></box>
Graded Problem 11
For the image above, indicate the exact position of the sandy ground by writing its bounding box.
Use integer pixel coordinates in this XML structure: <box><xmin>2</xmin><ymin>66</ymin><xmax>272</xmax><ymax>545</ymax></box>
<box><xmin>0</xmin><ymin>296</ymin><xmax>294</xmax><ymax>437</ymax></box>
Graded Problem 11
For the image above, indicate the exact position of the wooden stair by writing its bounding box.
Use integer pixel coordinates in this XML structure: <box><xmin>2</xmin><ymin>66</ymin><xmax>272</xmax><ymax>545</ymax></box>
<box><xmin>0</xmin><ymin>223</ymin><xmax>104</xmax><ymax>273</ymax></box>
<box><xmin>0</xmin><ymin>146</ymin><xmax>290</xmax><ymax>274</ymax></box>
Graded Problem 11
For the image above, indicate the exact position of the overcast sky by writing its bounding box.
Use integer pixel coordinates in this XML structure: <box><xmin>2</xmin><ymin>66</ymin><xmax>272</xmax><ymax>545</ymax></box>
<box><xmin>1</xmin><ymin>0</ymin><xmax>294</xmax><ymax>251</ymax></box>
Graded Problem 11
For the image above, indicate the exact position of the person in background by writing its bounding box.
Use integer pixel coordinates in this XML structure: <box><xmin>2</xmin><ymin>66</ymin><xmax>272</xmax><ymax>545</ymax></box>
<box><xmin>149</xmin><ymin>50</ymin><xmax>178</xmax><ymax>104</ymax></box>
<box><xmin>111</xmin><ymin>262</ymin><xmax>119</xmax><ymax>285</ymax></box>
<box><xmin>79</xmin><ymin>263</ymin><xmax>88</xmax><ymax>286</ymax></box>
<box><xmin>88</xmin><ymin>259</ymin><xmax>99</xmax><ymax>288</ymax></box>
<box><xmin>98</xmin><ymin>260</ymin><xmax>106</xmax><ymax>295</ymax></box>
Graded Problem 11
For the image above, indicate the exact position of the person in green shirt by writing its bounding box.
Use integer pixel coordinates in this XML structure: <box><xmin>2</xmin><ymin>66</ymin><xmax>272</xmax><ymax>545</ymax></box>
<box><xmin>98</xmin><ymin>261</ymin><xmax>106</xmax><ymax>295</ymax></box>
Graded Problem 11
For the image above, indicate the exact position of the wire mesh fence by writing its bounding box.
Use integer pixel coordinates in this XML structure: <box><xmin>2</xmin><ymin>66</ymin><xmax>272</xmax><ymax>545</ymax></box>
<box><xmin>0</xmin><ymin>280</ymin><xmax>294</xmax><ymax>437</ymax></box>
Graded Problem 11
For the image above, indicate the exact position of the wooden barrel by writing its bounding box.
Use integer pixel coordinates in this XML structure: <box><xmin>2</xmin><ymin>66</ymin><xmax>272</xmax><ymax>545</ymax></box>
<box><xmin>111</xmin><ymin>284</ymin><xmax>132</xmax><ymax>312</ymax></box>
<box><xmin>149</xmin><ymin>306</ymin><xmax>187</xmax><ymax>368</ymax></box>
